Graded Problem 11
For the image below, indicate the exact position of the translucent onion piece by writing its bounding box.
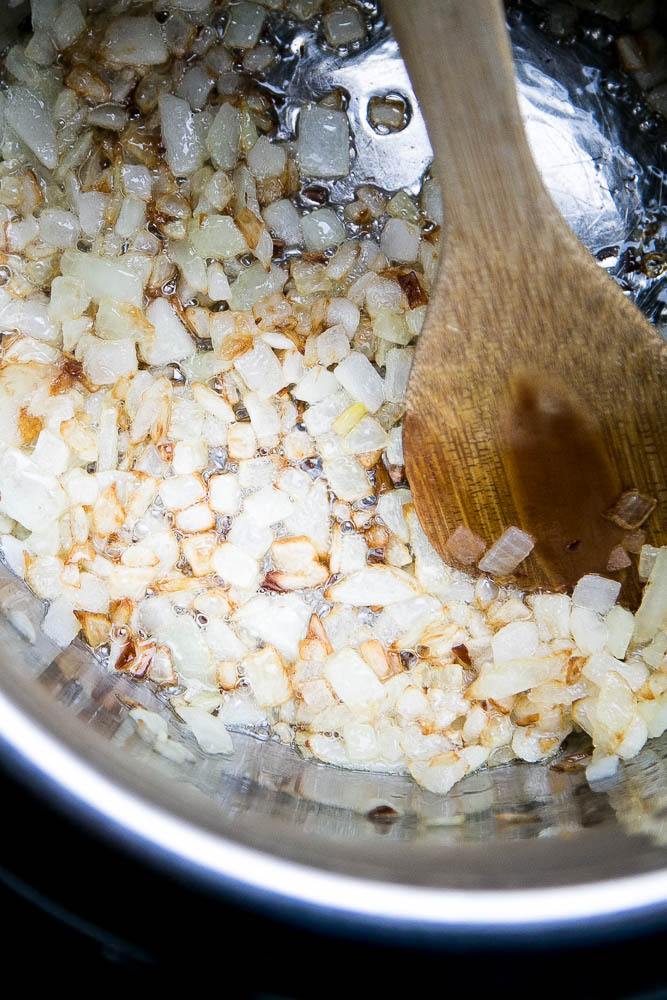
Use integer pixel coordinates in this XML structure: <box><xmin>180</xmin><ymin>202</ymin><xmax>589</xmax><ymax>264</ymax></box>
<box><xmin>5</xmin><ymin>87</ymin><xmax>57</xmax><ymax>169</ymax></box>
<box><xmin>572</xmin><ymin>573</ymin><xmax>621</xmax><ymax>615</ymax></box>
<box><xmin>159</xmin><ymin>93</ymin><xmax>205</xmax><ymax>177</ymax></box>
<box><xmin>478</xmin><ymin>526</ymin><xmax>535</xmax><ymax>576</ymax></box>
<box><xmin>446</xmin><ymin>525</ymin><xmax>486</xmax><ymax>566</ymax></box>
<box><xmin>604</xmin><ymin>488</ymin><xmax>657</xmax><ymax>530</ymax></box>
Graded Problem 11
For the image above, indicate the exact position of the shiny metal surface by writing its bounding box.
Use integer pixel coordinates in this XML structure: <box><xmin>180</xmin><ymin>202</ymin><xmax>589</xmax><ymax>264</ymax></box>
<box><xmin>0</xmin><ymin>2</ymin><xmax>666</xmax><ymax>935</ymax></box>
<box><xmin>266</xmin><ymin>3</ymin><xmax>666</xmax><ymax>331</ymax></box>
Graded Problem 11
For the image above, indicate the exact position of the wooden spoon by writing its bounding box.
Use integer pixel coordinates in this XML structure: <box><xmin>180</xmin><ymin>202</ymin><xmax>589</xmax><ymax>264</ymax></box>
<box><xmin>384</xmin><ymin>0</ymin><xmax>666</xmax><ymax>596</ymax></box>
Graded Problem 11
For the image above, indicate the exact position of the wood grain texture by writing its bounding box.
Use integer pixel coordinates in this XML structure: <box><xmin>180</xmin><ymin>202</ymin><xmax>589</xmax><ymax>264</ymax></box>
<box><xmin>385</xmin><ymin>0</ymin><xmax>666</xmax><ymax>597</ymax></box>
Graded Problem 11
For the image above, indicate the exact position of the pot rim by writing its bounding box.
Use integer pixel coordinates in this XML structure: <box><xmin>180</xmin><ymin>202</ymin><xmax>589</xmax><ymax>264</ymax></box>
<box><xmin>2</xmin><ymin>683</ymin><xmax>667</xmax><ymax>941</ymax></box>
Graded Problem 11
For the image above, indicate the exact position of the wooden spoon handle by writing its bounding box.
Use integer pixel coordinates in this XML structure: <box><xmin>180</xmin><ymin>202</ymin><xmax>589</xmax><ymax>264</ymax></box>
<box><xmin>383</xmin><ymin>0</ymin><xmax>546</xmax><ymax>240</ymax></box>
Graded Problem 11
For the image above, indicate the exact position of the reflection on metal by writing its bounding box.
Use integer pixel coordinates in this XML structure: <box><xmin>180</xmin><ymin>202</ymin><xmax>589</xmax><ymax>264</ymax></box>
<box><xmin>265</xmin><ymin>6</ymin><xmax>665</xmax><ymax>327</ymax></box>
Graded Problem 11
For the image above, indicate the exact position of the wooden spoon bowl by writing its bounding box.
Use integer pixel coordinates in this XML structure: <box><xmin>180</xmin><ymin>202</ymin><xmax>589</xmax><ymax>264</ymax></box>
<box><xmin>385</xmin><ymin>0</ymin><xmax>666</xmax><ymax>599</ymax></box>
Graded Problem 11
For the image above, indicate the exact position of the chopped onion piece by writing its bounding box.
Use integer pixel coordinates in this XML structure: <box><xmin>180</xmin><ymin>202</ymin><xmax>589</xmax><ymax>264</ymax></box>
<box><xmin>324</xmin><ymin>647</ymin><xmax>384</xmax><ymax>709</ymax></box>
<box><xmin>634</xmin><ymin>548</ymin><xmax>667</xmax><ymax>645</ymax></box>
<box><xmin>234</xmin><ymin>340</ymin><xmax>284</xmax><ymax>398</ymax></box>
<box><xmin>384</xmin><ymin>347</ymin><xmax>413</xmax><ymax>403</ymax></box>
<box><xmin>316</xmin><ymin>325</ymin><xmax>350</xmax><ymax>365</ymax></box>
<box><xmin>604</xmin><ymin>489</ymin><xmax>657</xmax><ymax>530</ymax></box>
<box><xmin>159</xmin><ymin>93</ymin><xmax>205</xmax><ymax>177</ymax></box>
<box><xmin>190</xmin><ymin>214</ymin><xmax>248</xmax><ymax>259</ymax></box>
<box><xmin>173</xmin><ymin>439</ymin><xmax>208</xmax><ymax>475</ymax></box>
<box><xmin>0</xmin><ymin>448</ymin><xmax>67</xmax><ymax>531</ymax></box>
<box><xmin>294</xmin><ymin>366</ymin><xmax>339</xmax><ymax>404</ymax></box>
<box><xmin>327</xmin><ymin>565</ymin><xmax>423</xmax><ymax>606</ymax></box>
<box><xmin>302</xmin><ymin>208</ymin><xmax>346</xmax><ymax>251</ymax></box>
<box><xmin>263</xmin><ymin>199</ymin><xmax>303</xmax><ymax>247</ymax></box>
<box><xmin>177</xmin><ymin>65</ymin><xmax>215</xmax><ymax>111</ymax></box>
<box><xmin>247</xmin><ymin>135</ymin><xmax>287</xmax><ymax>179</ymax></box>
<box><xmin>323</xmin><ymin>455</ymin><xmax>370</xmax><ymax>502</ymax></box>
<box><xmin>5</xmin><ymin>86</ymin><xmax>57</xmax><ymax>169</ymax></box>
<box><xmin>121</xmin><ymin>165</ymin><xmax>152</xmax><ymax>200</ymax></box>
<box><xmin>244</xmin><ymin>391</ymin><xmax>279</xmax><ymax>441</ymax></box>
<box><xmin>61</xmin><ymin>251</ymin><xmax>143</xmax><ymax>307</ymax></box>
<box><xmin>386</xmin><ymin>426</ymin><xmax>404</xmax><ymax>465</ymax></box>
<box><xmin>209</xmin><ymin>474</ymin><xmax>241</xmax><ymax>515</ymax></box>
<box><xmin>2</xmin><ymin>299</ymin><xmax>58</xmax><ymax>343</ymax></box>
<box><xmin>585</xmin><ymin>752</ymin><xmax>619</xmax><ymax>783</ymax></box>
<box><xmin>7</xmin><ymin>217</ymin><xmax>39</xmax><ymax>252</ymax></box>
<box><xmin>234</xmin><ymin>593</ymin><xmax>310</xmax><ymax>660</ymax></box>
<box><xmin>607</xmin><ymin>545</ymin><xmax>632</xmax><ymax>571</ymax></box>
<box><xmin>104</xmin><ymin>17</ymin><xmax>168</xmax><ymax>66</ymax></box>
<box><xmin>372</xmin><ymin>309</ymin><xmax>412</xmax><ymax>345</ymax></box>
<box><xmin>159</xmin><ymin>475</ymin><xmax>206</xmax><ymax>511</ymax></box>
<box><xmin>469</xmin><ymin>653</ymin><xmax>565</xmax><ymax>700</ymax></box>
<box><xmin>54</xmin><ymin>1</ymin><xmax>86</xmax><ymax>49</ymax></box>
<box><xmin>343</xmin><ymin>414</ymin><xmax>387</xmax><ymax>454</ymax></box>
<box><xmin>142</xmin><ymin>298</ymin><xmax>193</xmax><ymax>366</ymax></box>
<box><xmin>175</xmin><ymin>502</ymin><xmax>215</xmax><ymax>533</ymax></box>
<box><xmin>376</xmin><ymin>489</ymin><xmax>411</xmax><ymax>543</ymax></box>
<box><xmin>323</xmin><ymin>6</ymin><xmax>365</xmax><ymax>46</ymax></box>
<box><xmin>478</xmin><ymin>526</ymin><xmax>534</xmax><ymax>577</ymax></box>
<box><xmin>206</xmin><ymin>103</ymin><xmax>241</xmax><ymax>171</ymax></box>
<box><xmin>224</xmin><ymin>2</ymin><xmax>266</xmax><ymax>48</ymax></box>
<box><xmin>334</xmin><ymin>352</ymin><xmax>384</xmax><ymax>413</ymax></box>
<box><xmin>228</xmin><ymin>261</ymin><xmax>287</xmax><ymax>311</ymax></box>
<box><xmin>96</xmin><ymin>297</ymin><xmax>153</xmax><ymax>343</ymax></box>
<box><xmin>76</xmin><ymin>191</ymin><xmax>109</xmax><ymax>238</ymax></box>
<box><xmin>572</xmin><ymin>574</ymin><xmax>621</xmax><ymax>615</ymax></box>
<box><xmin>605</xmin><ymin>604</ymin><xmax>634</xmax><ymax>659</ymax></box>
<box><xmin>212</xmin><ymin>542</ymin><xmax>259</xmax><ymax>589</ymax></box>
<box><xmin>39</xmin><ymin>209</ymin><xmax>80</xmax><ymax>249</ymax></box>
<box><xmin>82</xmin><ymin>337</ymin><xmax>138</xmax><ymax>384</ymax></box>
<box><xmin>207</xmin><ymin>262</ymin><xmax>231</xmax><ymax>301</ymax></box>
<box><xmin>446</xmin><ymin>525</ymin><xmax>486</xmax><ymax>566</ymax></box>
<box><xmin>115</xmin><ymin>195</ymin><xmax>146</xmax><ymax>238</ymax></box>
<box><xmin>178</xmin><ymin>706</ymin><xmax>233</xmax><ymax>755</ymax></box>
<box><xmin>492</xmin><ymin>620</ymin><xmax>539</xmax><ymax>666</ymax></box>
<box><xmin>297</xmin><ymin>105</ymin><xmax>350</xmax><ymax>178</ymax></box>
<box><xmin>87</xmin><ymin>104</ymin><xmax>129</xmax><ymax>132</ymax></box>
<box><xmin>421</xmin><ymin>178</ymin><xmax>444</xmax><ymax>224</ymax></box>
<box><xmin>380</xmin><ymin>218</ymin><xmax>420</xmax><ymax>263</ymax></box>
<box><xmin>571</xmin><ymin>606</ymin><xmax>608</xmax><ymax>655</ymax></box>
<box><xmin>638</xmin><ymin>544</ymin><xmax>659</xmax><ymax>582</ymax></box>
<box><xmin>593</xmin><ymin>669</ymin><xmax>634</xmax><ymax>753</ymax></box>
<box><xmin>42</xmin><ymin>597</ymin><xmax>80</xmax><ymax>648</ymax></box>
<box><xmin>332</xmin><ymin>400</ymin><xmax>366</xmax><ymax>435</ymax></box>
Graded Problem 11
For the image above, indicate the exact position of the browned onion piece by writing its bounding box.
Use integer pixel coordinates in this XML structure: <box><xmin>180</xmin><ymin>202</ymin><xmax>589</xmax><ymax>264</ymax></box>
<box><xmin>606</xmin><ymin>544</ymin><xmax>632</xmax><ymax>572</ymax></box>
<box><xmin>604</xmin><ymin>489</ymin><xmax>657</xmax><ymax>530</ymax></box>
<box><xmin>446</xmin><ymin>524</ymin><xmax>486</xmax><ymax>565</ymax></box>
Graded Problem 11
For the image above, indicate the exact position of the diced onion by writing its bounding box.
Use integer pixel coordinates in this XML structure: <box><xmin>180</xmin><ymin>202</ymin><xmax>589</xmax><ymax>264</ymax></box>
<box><xmin>323</xmin><ymin>7</ymin><xmax>366</xmax><ymax>46</ymax></box>
<box><xmin>224</xmin><ymin>2</ymin><xmax>267</xmax><ymax>49</ymax></box>
<box><xmin>478</xmin><ymin>526</ymin><xmax>535</xmax><ymax>576</ymax></box>
<box><xmin>297</xmin><ymin>105</ymin><xmax>350</xmax><ymax>178</ymax></box>
<box><xmin>5</xmin><ymin>86</ymin><xmax>57</xmax><ymax>169</ymax></box>
<box><xmin>159</xmin><ymin>93</ymin><xmax>205</xmax><ymax>177</ymax></box>
<box><xmin>604</xmin><ymin>489</ymin><xmax>657</xmax><ymax>530</ymax></box>
<box><xmin>104</xmin><ymin>17</ymin><xmax>169</xmax><ymax>67</ymax></box>
<box><xmin>572</xmin><ymin>573</ymin><xmax>621</xmax><ymax>615</ymax></box>
<box><xmin>302</xmin><ymin>208</ymin><xmax>346</xmax><ymax>251</ymax></box>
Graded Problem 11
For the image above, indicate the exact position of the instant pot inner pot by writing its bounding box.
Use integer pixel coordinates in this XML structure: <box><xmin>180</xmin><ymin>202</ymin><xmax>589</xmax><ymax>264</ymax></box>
<box><xmin>0</xmin><ymin>1</ymin><xmax>666</xmax><ymax>926</ymax></box>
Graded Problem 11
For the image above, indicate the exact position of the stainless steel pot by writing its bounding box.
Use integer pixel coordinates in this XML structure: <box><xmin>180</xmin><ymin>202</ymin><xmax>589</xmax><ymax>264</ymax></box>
<box><xmin>1</xmin><ymin>0</ymin><xmax>666</xmax><ymax>954</ymax></box>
